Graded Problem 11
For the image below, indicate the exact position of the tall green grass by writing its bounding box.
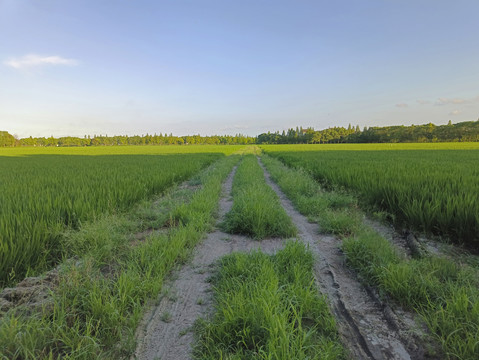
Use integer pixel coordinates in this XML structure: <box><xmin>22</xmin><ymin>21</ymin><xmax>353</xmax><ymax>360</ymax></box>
<box><xmin>0</xmin><ymin>146</ymin><xmax>239</xmax><ymax>286</ymax></box>
<box><xmin>194</xmin><ymin>241</ymin><xmax>346</xmax><ymax>359</ymax></box>
<box><xmin>222</xmin><ymin>155</ymin><xmax>296</xmax><ymax>239</ymax></box>
<box><xmin>0</xmin><ymin>154</ymin><xmax>240</xmax><ymax>359</ymax></box>
<box><xmin>262</xmin><ymin>144</ymin><xmax>479</xmax><ymax>247</ymax></box>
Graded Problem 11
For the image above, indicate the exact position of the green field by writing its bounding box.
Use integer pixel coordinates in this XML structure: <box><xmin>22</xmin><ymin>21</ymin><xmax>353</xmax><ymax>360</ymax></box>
<box><xmin>1</xmin><ymin>143</ymin><xmax>478</xmax><ymax>359</ymax></box>
<box><xmin>0</xmin><ymin>145</ymin><xmax>242</xmax><ymax>286</ymax></box>
<box><xmin>262</xmin><ymin>143</ymin><xmax>479</xmax><ymax>248</ymax></box>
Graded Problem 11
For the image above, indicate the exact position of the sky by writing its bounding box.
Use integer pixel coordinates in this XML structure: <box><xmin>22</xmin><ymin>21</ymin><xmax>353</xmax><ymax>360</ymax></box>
<box><xmin>1</xmin><ymin>0</ymin><xmax>478</xmax><ymax>138</ymax></box>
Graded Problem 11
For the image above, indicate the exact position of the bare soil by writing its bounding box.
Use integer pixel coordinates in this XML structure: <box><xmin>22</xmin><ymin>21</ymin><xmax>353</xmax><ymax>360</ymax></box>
<box><xmin>0</xmin><ymin>263</ymin><xmax>63</xmax><ymax>316</ymax></box>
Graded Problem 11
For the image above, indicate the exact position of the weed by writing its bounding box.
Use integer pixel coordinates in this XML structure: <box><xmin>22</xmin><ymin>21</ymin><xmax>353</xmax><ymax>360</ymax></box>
<box><xmin>318</xmin><ymin>208</ymin><xmax>364</xmax><ymax>237</ymax></box>
<box><xmin>179</xmin><ymin>328</ymin><xmax>190</xmax><ymax>337</ymax></box>
<box><xmin>163</xmin><ymin>288</ymin><xmax>179</xmax><ymax>303</ymax></box>
<box><xmin>343</xmin><ymin>232</ymin><xmax>479</xmax><ymax>359</ymax></box>
<box><xmin>160</xmin><ymin>311</ymin><xmax>172</xmax><ymax>323</ymax></box>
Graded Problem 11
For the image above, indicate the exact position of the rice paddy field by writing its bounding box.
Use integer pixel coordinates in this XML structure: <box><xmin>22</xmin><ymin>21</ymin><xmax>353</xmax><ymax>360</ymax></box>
<box><xmin>1</xmin><ymin>143</ymin><xmax>478</xmax><ymax>360</ymax></box>
<box><xmin>261</xmin><ymin>143</ymin><xmax>479</xmax><ymax>249</ymax></box>
<box><xmin>0</xmin><ymin>145</ymin><xmax>242</xmax><ymax>286</ymax></box>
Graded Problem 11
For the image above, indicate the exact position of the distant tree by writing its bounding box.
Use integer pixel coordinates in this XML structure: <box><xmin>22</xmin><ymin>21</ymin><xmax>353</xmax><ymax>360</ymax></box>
<box><xmin>0</xmin><ymin>131</ymin><xmax>15</xmax><ymax>147</ymax></box>
<box><xmin>20</xmin><ymin>136</ymin><xmax>36</xmax><ymax>146</ymax></box>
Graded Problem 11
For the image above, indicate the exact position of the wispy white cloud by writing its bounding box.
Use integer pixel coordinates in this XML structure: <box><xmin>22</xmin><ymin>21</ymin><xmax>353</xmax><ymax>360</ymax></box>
<box><xmin>4</xmin><ymin>54</ymin><xmax>79</xmax><ymax>69</ymax></box>
<box><xmin>415</xmin><ymin>96</ymin><xmax>479</xmax><ymax>106</ymax></box>
<box><xmin>449</xmin><ymin>109</ymin><xmax>461</xmax><ymax>116</ymax></box>
<box><xmin>395</xmin><ymin>103</ymin><xmax>408</xmax><ymax>108</ymax></box>
<box><xmin>416</xmin><ymin>99</ymin><xmax>430</xmax><ymax>105</ymax></box>
<box><xmin>435</xmin><ymin>97</ymin><xmax>468</xmax><ymax>106</ymax></box>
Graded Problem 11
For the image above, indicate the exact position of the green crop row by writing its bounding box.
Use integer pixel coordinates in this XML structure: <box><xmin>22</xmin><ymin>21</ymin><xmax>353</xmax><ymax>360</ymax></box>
<box><xmin>0</xmin><ymin>146</ymin><xmax>238</xmax><ymax>286</ymax></box>
<box><xmin>261</xmin><ymin>144</ymin><xmax>479</xmax><ymax>248</ymax></box>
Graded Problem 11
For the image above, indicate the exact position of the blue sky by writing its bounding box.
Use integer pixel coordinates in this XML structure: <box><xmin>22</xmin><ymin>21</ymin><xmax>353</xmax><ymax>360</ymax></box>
<box><xmin>1</xmin><ymin>0</ymin><xmax>478</xmax><ymax>138</ymax></box>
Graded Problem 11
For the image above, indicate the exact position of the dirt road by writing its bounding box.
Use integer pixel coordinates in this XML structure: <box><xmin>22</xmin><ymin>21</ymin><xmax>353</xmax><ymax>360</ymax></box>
<box><xmin>133</xmin><ymin>166</ymin><xmax>286</xmax><ymax>360</ymax></box>
<box><xmin>134</xmin><ymin>158</ymin><xmax>428</xmax><ymax>360</ymax></box>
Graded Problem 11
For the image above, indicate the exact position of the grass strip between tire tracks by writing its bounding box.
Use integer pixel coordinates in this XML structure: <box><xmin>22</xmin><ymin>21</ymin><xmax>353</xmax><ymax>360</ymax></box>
<box><xmin>194</xmin><ymin>241</ymin><xmax>346</xmax><ymax>360</ymax></box>
<box><xmin>222</xmin><ymin>154</ymin><xmax>297</xmax><ymax>239</ymax></box>
<box><xmin>261</xmin><ymin>153</ymin><xmax>479</xmax><ymax>360</ymax></box>
<box><xmin>0</xmin><ymin>155</ymin><xmax>240</xmax><ymax>360</ymax></box>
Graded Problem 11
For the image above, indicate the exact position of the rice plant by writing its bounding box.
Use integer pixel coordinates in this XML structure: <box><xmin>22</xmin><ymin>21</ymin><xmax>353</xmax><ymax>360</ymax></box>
<box><xmin>0</xmin><ymin>146</ymin><xmax>235</xmax><ymax>286</ymax></box>
<box><xmin>262</xmin><ymin>143</ymin><xmax>479</xmax><ymax>248</ymax></box>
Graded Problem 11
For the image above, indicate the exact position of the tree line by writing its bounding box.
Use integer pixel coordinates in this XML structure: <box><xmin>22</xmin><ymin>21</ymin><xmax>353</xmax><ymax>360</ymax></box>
<box><xmin>0</xmin><ymin>132</ymin><xmax>255</xmax><ymax>147</ymax></box>
<box><xmin>257</xmin><ymin>120</ymin><xmax>479</xmax><ymax>144</ymax></box>
<box><xmin>1</xmin><ymin>120</ymin><xmax>479</xmax><ymax>147</ymax></box>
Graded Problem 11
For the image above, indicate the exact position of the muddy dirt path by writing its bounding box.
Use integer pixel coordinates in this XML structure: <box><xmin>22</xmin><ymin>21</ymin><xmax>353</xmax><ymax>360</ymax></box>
<box><xmin>133</xmin><ymin>166</ymin><xmax>286</xmax><ymax>360</ymax></box>
<box><xmin>258</xmin><ymin>158</ymin><xmax>427</xmax><ymax>360</ymax></box>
